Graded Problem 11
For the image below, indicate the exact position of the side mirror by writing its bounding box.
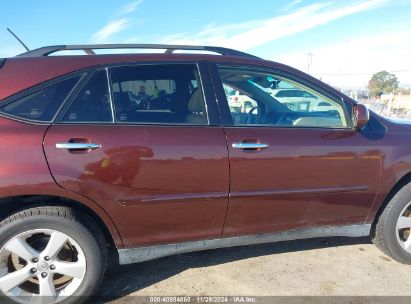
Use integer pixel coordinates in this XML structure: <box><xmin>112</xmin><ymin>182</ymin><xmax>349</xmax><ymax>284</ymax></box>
<box><xmin>352</xmin><ymin>103</ymin><xmax>369</xmax><ymax>131</ymax></box>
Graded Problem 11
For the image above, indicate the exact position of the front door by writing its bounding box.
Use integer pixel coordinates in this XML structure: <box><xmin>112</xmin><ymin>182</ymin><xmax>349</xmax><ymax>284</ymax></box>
<box><xmin>44</xmin><ymin>64</ymin><xmax>229</xmax><ymax>248</ymax></box>
<box><xmin>211</xmin><ymin>64</ymin><xmax>381</xmax><ymax>237</ymax></box>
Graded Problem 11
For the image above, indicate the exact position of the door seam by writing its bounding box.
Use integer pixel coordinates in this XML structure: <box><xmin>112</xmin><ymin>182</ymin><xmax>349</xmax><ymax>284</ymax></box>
<box><xmin>221</xmin><ymin>126</ymin><xmax>232</xmax><ymax>238</ymax></box>
<box><xmin>41</xmin><ymin>124</ymin><xmax>125</xmax><ymax>246</ymax></box>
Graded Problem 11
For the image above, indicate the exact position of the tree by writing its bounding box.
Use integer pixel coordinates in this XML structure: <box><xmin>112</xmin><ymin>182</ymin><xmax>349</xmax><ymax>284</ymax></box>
<box><xmin>368</xmin><ymin>71</ymin><xmax>399</xmax><ymax>97</ymax></box>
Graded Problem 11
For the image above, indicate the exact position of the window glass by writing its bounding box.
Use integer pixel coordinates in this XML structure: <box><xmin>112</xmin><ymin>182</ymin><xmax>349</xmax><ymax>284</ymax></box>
<box><xmin>62</xmin><ymin>70</ymin><xmax>113</xmax><ymax>123</ymax></box>
<box><xmin>218</xmin><ymin>67</ymin><xmax>349</xmax><ymax>128</ymax></box>
<box><xmin>224</xmin><ymin>84</ymin><xmax>259</xmax><ymax>114</ymax></box>
<box><xmin>110</xmin><ymin>64</ymin><xmax>208</xmax><ymax>125</ymax></box>
<box><xmin>1</xmin><ymin>76</ymin><xmax>80</xmax><ymax>122</ymax></box>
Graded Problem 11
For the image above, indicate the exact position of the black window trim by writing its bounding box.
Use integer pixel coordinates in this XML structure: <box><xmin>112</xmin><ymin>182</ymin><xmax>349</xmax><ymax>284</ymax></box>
<box><xmin>0</xmin><ymin>58</ymin><xmax>5</xmax><ymax>70</ymax></box>
<box><xmin>53</xmin><ymin>61</ymin><xmax>220</xmax><ymax>127</ymax></box>
<box><xmin>106</xmin><ymin>67</ymin><xmax>116</xmax><ymax>124</ymax></box>
<box><xmin>107</xmin><ymin>61</ymin><xmax>216</xmax><ymax>127</ymax></box>
<box><xmin>210</xmin><ymin>62</ymin><xmax>354</xmax><ymax>130</ymax></box>
<box><xmin>54</xmin><ymin>68</ymin><xmax>115</xmax><ymax>125</ymax></box>
<box><xmin>0</xmin><ymin>72</ymin><xmax>87</xmax><ymax>124</ymax></box>
<box><xmin>0</xmin><ymin>60</ymin><xmax>222</xmax><ymax>127</ymax></box>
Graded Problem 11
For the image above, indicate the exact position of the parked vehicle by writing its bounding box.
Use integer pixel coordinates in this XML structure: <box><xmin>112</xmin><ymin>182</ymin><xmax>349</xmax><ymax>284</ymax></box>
<box><xmin>271</xmin><ymin>88</ymin><xmax>317</xmax><ymax>111</ymax></box>
<box><xmin>269</xmin><ymin>89</ymin><xmax>337</xmax><ymax>113</ymax></box>
<box><xmin>1</xmin><ymin>44</ymin><xmax>411</xmax><ymax>303</ymax></box>
<box><xmin>227</xmin><ymin>89</ymin><xmax>257</xmax><ymax>113</ymax></box>
<box><xmin>228</xmin><ymin>87</ymin><xmax>335</xmax><ymax>114</ymax></box>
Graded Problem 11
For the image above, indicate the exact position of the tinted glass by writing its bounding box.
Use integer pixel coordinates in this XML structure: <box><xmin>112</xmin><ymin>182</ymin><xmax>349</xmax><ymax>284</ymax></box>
<box><xmin>62</xmin><ymin>70</ymin><xmax>113</xmax><ymax>123</ymax></box>
<box><xmin>218</xmin><ymin>67</ymin><xmax>349</xmax><ymax>128</ymax></box>
<box><xmin>110</xmin><ymin>64</ymin><xmax>207</xmax><ymax>125</ymax></box>
<box><xmin>1</xmin><ymin>76</ymin><xmax>80</xmax><ymax>122</ymax></box>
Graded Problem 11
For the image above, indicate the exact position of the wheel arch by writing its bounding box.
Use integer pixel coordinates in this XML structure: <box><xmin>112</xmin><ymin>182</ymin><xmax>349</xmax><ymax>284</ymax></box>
<box><xmin>0</xmin><ymin>194</ymin><xmax>123</xmax><ymax>250</ymax></box>
<box><xmin>369</xmin><ymin>171</ymin><xmax>411</xmax><ymax>230</ymax></box>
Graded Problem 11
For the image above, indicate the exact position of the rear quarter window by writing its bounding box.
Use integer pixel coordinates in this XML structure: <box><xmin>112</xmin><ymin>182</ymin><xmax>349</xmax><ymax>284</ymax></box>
<box><xmin>0</xmin><ymin>76</ymin><xmax>80</xmax><ymax>122</ymax></box>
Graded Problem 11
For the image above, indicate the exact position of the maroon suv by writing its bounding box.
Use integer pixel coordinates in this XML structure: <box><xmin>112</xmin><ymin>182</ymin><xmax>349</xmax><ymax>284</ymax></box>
<box><xmin>0</xmin><ymin>44</ymin><xmax>410</xmax><ymax>303</ymax></box>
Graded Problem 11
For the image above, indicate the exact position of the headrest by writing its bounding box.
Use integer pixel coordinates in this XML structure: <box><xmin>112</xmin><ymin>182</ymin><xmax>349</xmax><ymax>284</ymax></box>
<box><xmin>188</xmin><ymin>88</ymin><xmax>205</xmax><ymax>113</ymax></box>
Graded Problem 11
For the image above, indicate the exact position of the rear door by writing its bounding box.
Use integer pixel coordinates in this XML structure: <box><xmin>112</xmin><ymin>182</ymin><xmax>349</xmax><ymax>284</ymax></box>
<box><xmin>43</xmin><ymin>63</ymin><xmax>229</xmax><ymax>248</ymax></box>
<box><xmin>210</xmin><ymin>64</ymin><xmax>381</xmax><ymax>237</ymax></box>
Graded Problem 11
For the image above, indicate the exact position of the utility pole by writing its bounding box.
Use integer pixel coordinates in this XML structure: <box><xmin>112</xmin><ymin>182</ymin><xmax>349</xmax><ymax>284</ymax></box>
<box><xmin>307</xmin><ymin>52</ymin><xmax>313</xmax><ymax>74</ymax></box>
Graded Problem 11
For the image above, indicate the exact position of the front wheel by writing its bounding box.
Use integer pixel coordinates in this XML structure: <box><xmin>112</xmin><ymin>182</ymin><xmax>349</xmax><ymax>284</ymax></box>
<box><xmin>373</xmin><ymin>183</ymin><xmax>411</xmax><ymax>264</ymax></box>
<box><xmin>0</xmin><ymin>207</ymin><xmax>107</xmax><ymax>304</ymax></box>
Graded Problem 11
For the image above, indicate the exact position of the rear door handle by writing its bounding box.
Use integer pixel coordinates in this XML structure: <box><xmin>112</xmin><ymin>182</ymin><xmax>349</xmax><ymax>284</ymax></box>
<box><xmin>56</xmin><ymin>142</ymin><xmax>101</xmax><ymax>150</ymax></box>
<box><xmin>232</xmin><ymin>142</ymin><xmax>269</xmax><ymax>149</ymax></box>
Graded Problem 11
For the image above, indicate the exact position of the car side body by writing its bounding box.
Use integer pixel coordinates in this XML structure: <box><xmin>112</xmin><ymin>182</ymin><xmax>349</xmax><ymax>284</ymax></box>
<box><xmin>0</xmin><ymin>52</ymin><xmax>410</xmax><ymax>254</ymax></box>
<box><xmin>1</xmin><ymin>45</ymin><xmax>411</xmax><ymax>303</ymax></box>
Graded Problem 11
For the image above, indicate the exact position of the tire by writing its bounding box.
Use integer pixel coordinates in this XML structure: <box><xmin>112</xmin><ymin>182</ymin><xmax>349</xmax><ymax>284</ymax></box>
<box><xmin>0</xmin><ymin>206</ymin><xmax>107</xmax><ymax>304</ymax></box>
<box><xmin>373</xmin><ymin>182</ymin><xmax>411</xmax><ymax>264</ymax></box>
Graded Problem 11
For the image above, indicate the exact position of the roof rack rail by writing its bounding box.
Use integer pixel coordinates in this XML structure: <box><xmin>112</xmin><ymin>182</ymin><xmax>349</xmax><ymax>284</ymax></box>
<box><xmin>17</xmin><ymin>44</ymin><xmax>259</xmax><ymax>59</ymax></box>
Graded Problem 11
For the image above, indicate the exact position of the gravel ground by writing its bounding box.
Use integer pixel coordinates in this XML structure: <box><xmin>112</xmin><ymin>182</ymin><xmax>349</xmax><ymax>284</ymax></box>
<box><xmin>95</xmin><ymin>236</ymin><xmax>411</xmax><ymax>303</ymax></box>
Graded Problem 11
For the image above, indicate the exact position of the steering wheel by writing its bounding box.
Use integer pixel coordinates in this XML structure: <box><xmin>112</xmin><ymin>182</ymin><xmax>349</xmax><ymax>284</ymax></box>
<box><xmin>245</xmin><ymin>106</ymin><xmax>261</xmax><ymax>124</ymax></box>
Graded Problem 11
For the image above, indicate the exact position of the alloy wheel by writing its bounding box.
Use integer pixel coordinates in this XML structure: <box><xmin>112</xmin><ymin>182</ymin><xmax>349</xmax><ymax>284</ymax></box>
<box><xmin>0</xmin><ymin>229</ymin><xmax>87</xmax><ymax>304</ymax></box>
<box><xmin>396</xmin><ymin>202</ymin><xmax>411</xmax><ymax>253</ymax></box>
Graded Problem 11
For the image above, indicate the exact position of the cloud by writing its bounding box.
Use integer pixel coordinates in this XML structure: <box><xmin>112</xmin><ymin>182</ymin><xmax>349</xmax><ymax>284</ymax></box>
<box><xmin>280</xmin><ymin>0</ymin><xmax>305</xmax><ymax>12</ymax></box>
<box><xmin>91</xmin><ymin>18</ymin><xmax>130</xmax><ymax>43</ymax></box>
<box><xmin>275</xmin><ymin>30</ymin><xmax>411</xmax><ymax>87</ymax></box>
<box><xmin>118</xmin><ymin>0</ymin><xmax>143</xmax><ymax>15</ymax></box>
<box><xmin>89</xmin><ymin>1</ymin><xmax>143</xmax><ymax>43</ymax></box>
<box><xmin>162</xmin><ymin>0</ymin><xmax>390</xmax><ymax>51</ymax></box>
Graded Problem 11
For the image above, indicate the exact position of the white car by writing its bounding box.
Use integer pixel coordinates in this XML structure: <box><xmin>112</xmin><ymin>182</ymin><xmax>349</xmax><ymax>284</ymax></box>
<box><xmin>227</xmin><ymin>90</ymin><xmax>257</xmax><ymax>113</ymax></box>
<box><xmin>271</xmin><ymin>89</ymin><xmax>335</xmax><ymax>112</ymax></box>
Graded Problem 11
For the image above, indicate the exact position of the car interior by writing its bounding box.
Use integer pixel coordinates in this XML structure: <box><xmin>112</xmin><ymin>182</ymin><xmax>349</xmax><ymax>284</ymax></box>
<box><xmin>110</xmin><ymin>64</ymin><xmax>208</xmax><ymax>125</ymax></box>
<box><xmin>60</xmin><ymin>64</ymin><xmax>208</xmax><ymax>125</ymax></box>
<box><xmin>63</xmin><ymin>71</ymin><xmax>113</xmax><ymax>122</ymax></box>
<box><xmin>1</xmin><ymin>76</ymin><xmax>80</xmax><ymax>122</ymax></box>
<box><xmin>219</xmin><ymin>68</ymin><xmax>348</xmax><ymax>128</ymax></box>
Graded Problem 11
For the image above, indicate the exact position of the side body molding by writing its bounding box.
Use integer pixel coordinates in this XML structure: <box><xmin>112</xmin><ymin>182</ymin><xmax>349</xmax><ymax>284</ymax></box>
<box><xmin>118</xmin><ymin>224</ymin><xmax>371</xmax><ymax>264</ymax></box>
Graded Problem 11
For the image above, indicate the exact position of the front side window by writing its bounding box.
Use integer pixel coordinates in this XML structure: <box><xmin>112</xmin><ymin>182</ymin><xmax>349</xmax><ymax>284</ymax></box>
<box><xmin>0</xmin><ymin>76</ymin><xmax>80</xmax><ymax>122</ymax></box>
<box><xmin>61</xmin><ymin>70</ymin><xmax>113</xmax><ymax>123</ymax></box>
<box><xmin>218</xmin><ymin>66</ymin><xmax>349</xmax><ymax>128</ymax></box>
<box><xmin>110</xmin><ymin>64</ymin><xmax>208</xmax><ymax>125</ymax></box>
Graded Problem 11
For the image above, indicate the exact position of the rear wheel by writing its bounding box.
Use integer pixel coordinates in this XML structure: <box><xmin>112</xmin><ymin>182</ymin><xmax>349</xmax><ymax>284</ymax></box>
<box><xmin>373</xmin><ymin>183</ymin><xmax>411</xmax><ymax>264</ymax></box>
<box><xmin>0</xmin><ymin>207</ymin><xmax>107</xmax><ymax>304</ymax></box>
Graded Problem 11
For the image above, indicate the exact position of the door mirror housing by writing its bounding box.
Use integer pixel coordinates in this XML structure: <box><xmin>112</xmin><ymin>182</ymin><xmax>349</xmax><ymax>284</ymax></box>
<box><xmin>352</xmin><ymin>103</ymin><xmax>369</xmax><ymax>131</ymax></box>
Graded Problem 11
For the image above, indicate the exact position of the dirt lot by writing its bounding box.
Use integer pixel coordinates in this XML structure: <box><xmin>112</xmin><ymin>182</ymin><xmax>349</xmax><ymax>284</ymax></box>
<box><xmin>96</xmin><ymin>236</ymin><xmax>411</xmax><ymax>302</ymax></box>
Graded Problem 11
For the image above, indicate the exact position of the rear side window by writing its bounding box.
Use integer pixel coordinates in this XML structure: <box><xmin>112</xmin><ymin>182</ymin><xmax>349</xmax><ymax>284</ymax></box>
<box><xmin>110</xmin><ymin>64</ymin><xmax>208</xmax><ymax>125</ymax></box>
<box><xmin>61</xmin><ymin>70</ymin><xmax>113</xmax><ymax>123</ymax></box>
<box><xmin>0</xmin><ymin>76</ymin><xmax>80</xmax><ymax>122</ymax></box>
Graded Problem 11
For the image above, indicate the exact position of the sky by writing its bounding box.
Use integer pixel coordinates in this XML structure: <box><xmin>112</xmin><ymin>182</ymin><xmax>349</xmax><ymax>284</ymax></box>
<box><xmin>1</xmin><ymin>0</ymin><xmax>411</xmax><ymax>88</ymax></box>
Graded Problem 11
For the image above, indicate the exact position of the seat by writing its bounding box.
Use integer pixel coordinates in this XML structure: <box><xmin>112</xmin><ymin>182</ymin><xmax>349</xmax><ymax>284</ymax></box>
<box><xmin>185</xmin><ymin>88</ymin><xmax>207</xmax><ymax>124</ymax></box>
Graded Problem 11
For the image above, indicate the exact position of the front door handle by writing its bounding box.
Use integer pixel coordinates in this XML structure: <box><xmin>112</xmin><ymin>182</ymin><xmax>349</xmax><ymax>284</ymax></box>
<box><xmin>232</xmin><ymin>142</ymin><xmax>269</xmax><ymax>150</ymax></box>
<box><xmin>56</xmin><ymin>142</ymin><xmax>101</xmax><ymax>150</ymax></box>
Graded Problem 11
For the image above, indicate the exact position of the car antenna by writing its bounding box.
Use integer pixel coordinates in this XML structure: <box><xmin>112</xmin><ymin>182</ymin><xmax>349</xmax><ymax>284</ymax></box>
<box><xmin>6</xmin><ymin>28</ymin><xmax>30</xmax><ymax>51</ymax></box>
